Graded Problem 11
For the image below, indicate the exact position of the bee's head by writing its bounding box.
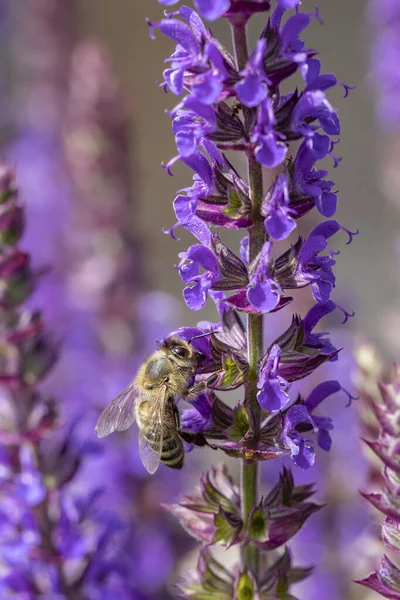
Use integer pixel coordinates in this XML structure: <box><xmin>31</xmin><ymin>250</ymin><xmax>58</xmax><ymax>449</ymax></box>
<box><xmin>160</xmin><ymin>336</ymin><xmax>198</xmax><ymax>365</ymax></box>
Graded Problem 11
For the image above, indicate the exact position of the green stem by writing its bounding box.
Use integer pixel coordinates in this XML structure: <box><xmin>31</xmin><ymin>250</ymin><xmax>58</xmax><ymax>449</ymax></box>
<box><xmin>232</xmin><ymin>20</ymin><xmax>265</xmax><ymax>578</ymax></box>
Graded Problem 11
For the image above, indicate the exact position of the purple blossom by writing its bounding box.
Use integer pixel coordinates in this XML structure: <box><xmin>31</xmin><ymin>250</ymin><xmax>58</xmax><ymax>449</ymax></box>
<box><xmin>178</xmin><ymin>244</ymin><xmax>221</xmax><ymax>310</ymax></box>
<box><xmin>257</xmin><ymin>344</ymin><xmax>289</xmax><ymax>411</ymax></box>
<box><xmin>247</xmin><ymin>241</ymin><xmax>280</xmax><ymax>312</ymax></box>
<box><xmin>235</xmin><ymin>39</ymin><xmax>269</xmax><ymax>107</ymax></box>
<box><xmin>252</xmin><ymin>97</ymin><xmax>288</xmax><ymax>168</ymax></box>
<box><xmin>283</xmin><ymin>405</ymin><xmax>316</xmax><ymax>468</ymax></box>
<box><xmin>291</xmin><ymin>132</ymin><xmax>338</xmax><ymax>218</ymax></box>
<box><xmin>262</xmin><ymin>173</ymin><xmax>296</xmax><ymax>240</ymax></box>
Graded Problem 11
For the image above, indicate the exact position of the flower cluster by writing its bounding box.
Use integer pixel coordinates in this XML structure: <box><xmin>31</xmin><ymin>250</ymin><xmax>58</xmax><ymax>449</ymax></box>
<box><xmin>355</xmin><ymin>356</ymin><xmax>400</xmax><ymax>598</ymax></box>
<box><xmin>147</xmin><ymin>0</ymin><xmax>356</xmax><ymax>593</ymax></box>
<box><xmin>152</xmin><ymin>0</ymin><xmax>355</xmax><ymax>467</ymax></box>
<box><xmin>0</xmin><ymin>164</ymin><xmax>127</xmax><ymax>597</ymax></box>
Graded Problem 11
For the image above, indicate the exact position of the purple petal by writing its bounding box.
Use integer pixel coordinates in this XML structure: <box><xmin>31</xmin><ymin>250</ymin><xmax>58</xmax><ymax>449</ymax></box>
<box><xmin>310</xmin><ymin>219</ymin><xmax>341</xmax><ymax>240</ymax></box>
<box><xmin>184</xmin><ymin>244</ymin><xmax>220</xmax><ymax>275</ymax></box>
<box><xmin>236</xmin><ymin>74</ymin><xmax>267</xmax><ymax>108</ymax></box>
<box><xmin>257</xmin><ymin>376</ymin><xmax>289</xmax><ymax>412</ymax></box>
<box><xmin>315</xmin><ymin>420</ymin><xmax>332</xmax><ymax>451</ymax></box>
<box><xmin>255</xmin><ymin>133</ymin><xmax>287</xmax><ymax>168</ymax></box>
<box><xmin>317</xmin><ymin>191</ymin><xmax>337</xmax><ymax>217</ymax></box>
<box><xmin>247</xmin><ymin>280</ymin><xmax>280</xmax><ymax>313</ymax></box>
<box><xmin>184</xmin><ymin>280</ymin><xmax>210</xmax><ymax>311</ymax></box>
<box><xmin>303</xmin><ymin>300</ymin><xmax>336</xmax><ymax>337</ymax></box>
<box><xmin>193</xmin><ymin>73</ymin><xmax>223</xmax><ymax>104</ymax></box>
<box><xmin>298</xmin><ymin>234</ymin><xmax>327</xmax><ymax>265</ymax></box>
<box><xmin>194</xmin><ymin>0</ymin><xmax>230</xmax><ymax>21</ymax></box>
<box><xmin>277</xmin><ymin>0</ymin><xmax>300</xmax><ymax>7</ymax></box>
<box><xmin>182</xmin><ymin>151</ymin><xmax>213</xmax><ymax>187</ymax></box>
<box><xmin>304</xmin><ymin>380</ymin><xmax>341</xmax><ymax>412</ymax></box>
<box><xmin>292</xmin><ymin>437</ymin><xmax>316</xmax><ymax>469</ymax></box>
<box><xmin>159</xmin><ymin>19</ymin><xmax>200</xmax><ymax>55</ymax></box>
<box><xmin>183</xmin><ymin>215</ymin><xmax>212</xmax><ymax>245</ymax></box>
<box><xmin>178</xmin><ymin>6</ymin><xmax>210</xmax><ymax>41</ymax></box>
<box><xmin>281</xmin><ymin>13</ymin><xmax>310</xmax><ymax>49</ymax></box>
<box><xmin>174</xmin><ymin>195</ymin><xmax>197</xmax><ymax>224</ymax></box>
<box><xmin>265</xmin><ymin>206</ymin><xmax>296</xmax><ymax>240</ymax></box>
<box><xmin>164</xmin><ymin>67</ymin><xmax>185</xmax><ymax>95</ymax></box>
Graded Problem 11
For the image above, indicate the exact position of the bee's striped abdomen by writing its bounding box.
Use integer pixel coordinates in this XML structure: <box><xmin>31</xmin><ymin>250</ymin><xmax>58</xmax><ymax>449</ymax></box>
<box><xmin>161</xmin><ymin>432</ymin><xmax>184</xmax><ymax>469</ymax></box>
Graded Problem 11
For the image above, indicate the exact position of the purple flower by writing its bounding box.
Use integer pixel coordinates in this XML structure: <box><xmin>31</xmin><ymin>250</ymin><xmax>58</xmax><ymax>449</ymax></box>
<box><xmin>278</xmin><ymin>220</ymin><xmax>355</xmax><ymax>303</ymax></box>
<box><xmin>257</xmin><ymin>344</ymin><xmax>289</xmax><ymax>412</ymax></box>
<box><xmin>178</xmin><ymin>244</ymin><xmax>221</xmax><ymax>310</ymax></box>
<box><xmin>181</xmin><ymin>392</ymin><xmax>213</xmax><ymax>434</ymax></box>
<box><xmin>262</xmin><ymin>173</ymin><xmax>296</xmax><ymax>240</ymax></box>
<box><xmin>291</xmin><ymin>132</ymin><xmax>337</xmax><ymax>218</ymax></box>
<box><xmin>283</xmin><ymin>405</ymin><xmax>316</xmax><ymax>469</ymax></box>
<box><xmin>252</xmin><ymin>98</ymin><xmax>288</xmax><ymax>168</ymax></box>
<box><xmin>292</xmin><ymin>90</ymin><xmax>340</xmax><ymax>140</ymax></box>
<box><xmin>282</xmin><ymin>380</ymin><xmax>353</xmax><ymax>469</ymax></box>
<box><xmin>194</xmin><ymin>0</ymin><xmax>230</xmax><ymax>20</ymax></box>
<box><xmin>235</xmin><ymin>39</ymin><xmax>269</xmax><ymax>107</ymax></box>
<box><xmin>172</xmin><ymin>102</ymin><xmax>217</xmax><ymax>159</ymax></box>
<box><xmin>14</xmin><ymin>445</ymin><xmax>46</xmax><ymax>506</ymax></box>
<box><xmin>247</xmin><ymin>241</ymin><xmax>280</xmax><ymax>312</ymax></box>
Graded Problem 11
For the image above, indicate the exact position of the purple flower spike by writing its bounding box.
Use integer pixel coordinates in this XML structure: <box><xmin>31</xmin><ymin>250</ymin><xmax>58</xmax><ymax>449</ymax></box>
<box><xmin>236</xmin><ymin>39</ymin><xmax>269</xmax><ymax>108</ymax></box>
<box><xmin>257</xmin><ymin>344</ymin><xmax>289</xmax><ymax>412</ymax></box>
<box><xmin>247</xmin><ymin>241</ymin><xmax>281</xmax><ymax>313</ymax></box>
<box><xmin>178</xmin><ymin>244</ymin><xmax>221</xmax><ymax>310</ymax></box>
<box><xmin>152</xmin><ymin>0</ymin><xmax>355</xmax><ymax>592</ymax></box>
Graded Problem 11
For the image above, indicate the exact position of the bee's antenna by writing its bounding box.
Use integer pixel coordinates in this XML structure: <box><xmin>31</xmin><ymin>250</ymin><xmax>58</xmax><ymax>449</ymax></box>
<box><xmin>188</xmin><ymin>330</ymin><xmax>216</xmax><ymax>343</ymax></box>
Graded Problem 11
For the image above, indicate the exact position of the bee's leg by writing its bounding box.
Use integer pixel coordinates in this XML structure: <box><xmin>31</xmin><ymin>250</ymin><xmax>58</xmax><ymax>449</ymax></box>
<box><xmin>179</xmin><ymin>430</ymin><xmax>206</xmax><ymax>446</ymax></box>
<box><xmin>179</xmin><ymin>429</ymin><xmax>218</xmax><ymax>450</ymax></box>
<box><xmin>172</xmin><ymin>403</ymin><xmax>181</xmax><ymax>431</ymax></box>
<box><xmin>184</xmin><ymin>373</ymin><xmax>219</xmax><ymax>402</ymax></box>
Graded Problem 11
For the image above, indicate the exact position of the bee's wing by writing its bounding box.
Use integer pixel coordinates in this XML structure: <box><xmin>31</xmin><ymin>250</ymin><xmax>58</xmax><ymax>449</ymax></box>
<box><xmin>138</xmin><ymin>386</ymin><xmax>167</xmax><ymax>475</ymax></box>
<box><xmin>95</xmin><ymin>380</ymin><xmax>137</xmax><ymax>438</ymax></box>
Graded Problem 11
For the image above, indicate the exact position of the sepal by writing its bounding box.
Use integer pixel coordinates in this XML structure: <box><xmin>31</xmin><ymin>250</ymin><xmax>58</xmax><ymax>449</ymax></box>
<box><xmin>356</xmin><ymin>555</ymin><xmax>400</xmax><ymax>599</ymax></box>
<box><xmin>234</xmin><ymin>571</ymin><xmax>260</xmax><ymax>600</ymax></box>
<box><xmin>178</xmin><ymin>547</ymin><xmax>234</xmax><ymax>600</ymax></box>
<box><xmin>210</xmin><ymin>234</ymin><xmax>249</xmax><ymax>290</ymax></box>
<box><xmin>254</xmin><ymin>468</ymin><xmax>322</xmax><ymax>551</ymax></box>
<box><xmin>164</xmin><ymin>465</ymin><xmax>242</xmax><ymax>546</ymax></box>
<box><xmin>259</xmin><ymin>547</ymin><xmax>313</xmax><ymax>599</ymax></box>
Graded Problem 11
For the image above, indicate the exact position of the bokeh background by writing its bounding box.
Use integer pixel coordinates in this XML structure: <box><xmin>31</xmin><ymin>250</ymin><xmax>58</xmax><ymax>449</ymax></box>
<box><xmin>0</xmin><ymin>0</ymin><xmax>397</xmax><ymax>599</ymax></box>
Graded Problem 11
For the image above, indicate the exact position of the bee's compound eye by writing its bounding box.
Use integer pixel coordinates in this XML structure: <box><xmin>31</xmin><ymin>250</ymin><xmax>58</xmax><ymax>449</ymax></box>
<box><xmin>172</xmin><ymin>346</ymin><xmax>189</xmax><ymax>359</ymax></box>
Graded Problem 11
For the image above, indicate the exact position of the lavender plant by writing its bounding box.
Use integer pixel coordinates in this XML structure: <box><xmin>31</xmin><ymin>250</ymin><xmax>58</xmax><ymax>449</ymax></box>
<box><xmin>131</xmin><ymin>0</ymin><xmax>357</xmax><ymax>594</ymax></box>
<box><xmin>355</xmin><ymin>352</ymin><xmax>400</xmax><ymax>599</ymax></box>
<box><xmin>0</xmin><ymin>163</ymin><xmax>128</xmax><ymax>598</ymax></box>
<box><xmin>3</xmin><ymin>2</ymin><xmax>190</xmax><ymax>596</ymax></box>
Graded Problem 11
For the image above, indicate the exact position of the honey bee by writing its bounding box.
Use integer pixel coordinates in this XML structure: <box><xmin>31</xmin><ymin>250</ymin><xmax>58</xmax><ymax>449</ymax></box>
<box><xmin>95</xmin><ymin>336</ymin><xmax>215</xmax><ymax>474</ymax></box>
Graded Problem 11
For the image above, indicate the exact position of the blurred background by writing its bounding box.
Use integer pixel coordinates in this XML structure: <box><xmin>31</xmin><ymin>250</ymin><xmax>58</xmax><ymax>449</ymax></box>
<box><xmin>0</xmin><ymin>0</ymin><xmax>396</xmax><ymax>598</ymax></box>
